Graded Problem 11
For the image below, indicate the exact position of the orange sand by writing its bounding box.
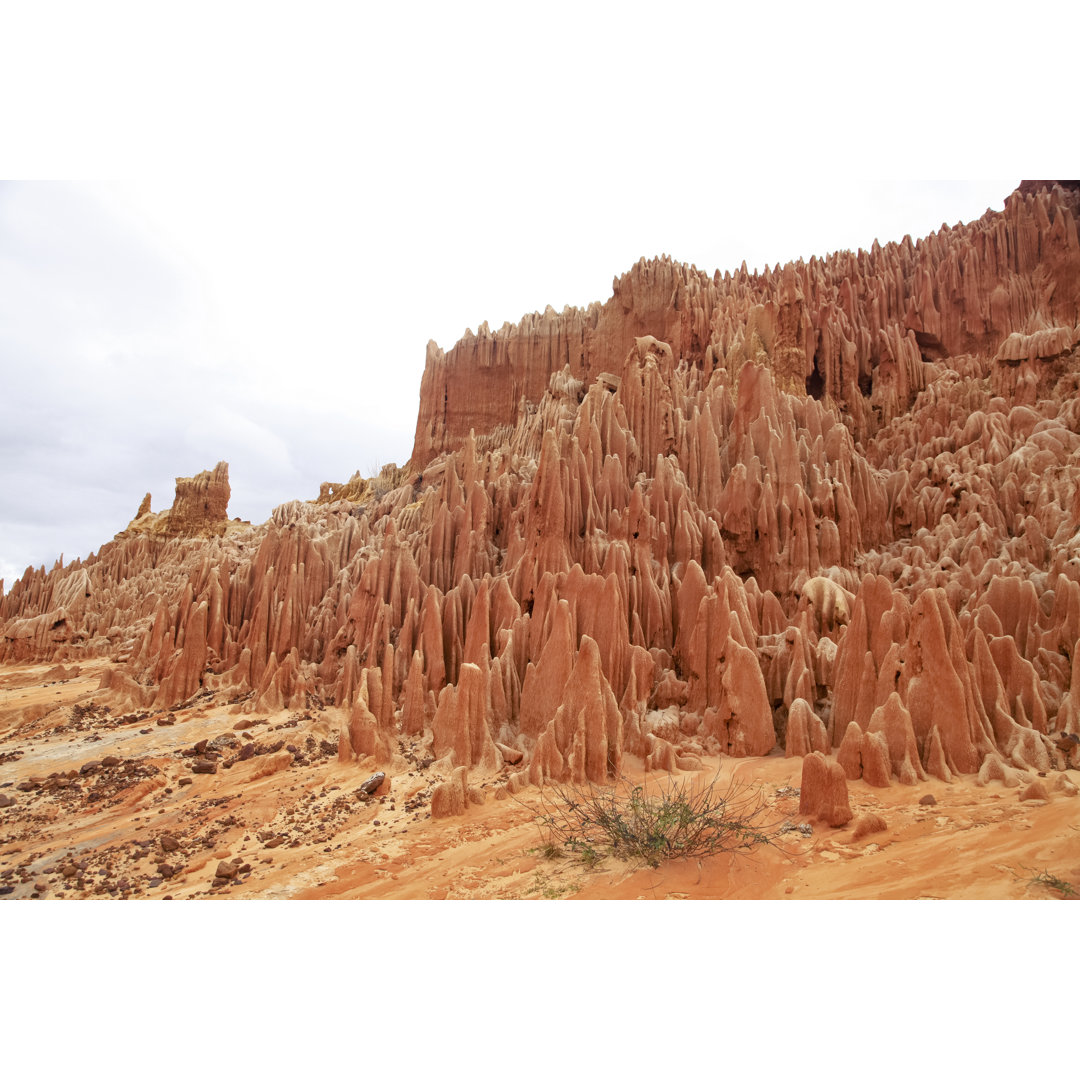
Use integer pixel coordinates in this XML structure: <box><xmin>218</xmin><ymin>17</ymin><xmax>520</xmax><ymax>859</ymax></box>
<box><xmin>1</xmin><ymin>661</ymin><xmax>1077</xmax><ymax>901</ymax></box>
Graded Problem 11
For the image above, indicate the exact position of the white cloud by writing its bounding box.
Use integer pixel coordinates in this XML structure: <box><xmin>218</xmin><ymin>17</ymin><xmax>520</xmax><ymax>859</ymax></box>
<box><xmin>0</xmin><ymin>4</ymin><xmax>1071</xmax><ymax>581</ymax></box>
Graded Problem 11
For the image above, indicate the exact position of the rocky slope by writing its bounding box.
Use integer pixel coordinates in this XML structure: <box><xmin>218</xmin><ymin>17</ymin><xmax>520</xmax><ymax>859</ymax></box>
<box><xmin>2</xmin><ymin>182</ymin><xmax>1079</xmax><ymax>890</ymax></box>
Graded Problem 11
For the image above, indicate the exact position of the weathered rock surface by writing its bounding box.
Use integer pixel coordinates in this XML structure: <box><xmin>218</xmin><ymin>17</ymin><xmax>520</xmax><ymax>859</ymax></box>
<box><xmin>799</xmin><ymin>751</ymin><xmax>853</xmax><ymax>827</ymax></box>
<box><xmin>117</xmin><ymin>462</ymin><xmax>239</xmax><ymax>540</ymax></box>
<box><xmin>852</xmin><ymin>811</ymin><xmax>888</xmax><ymax>841</ymax></box>
<box><xmin>2</xmin><ymin>182</ymin><xmax>1079</xmax><ymax>799</ymax></box>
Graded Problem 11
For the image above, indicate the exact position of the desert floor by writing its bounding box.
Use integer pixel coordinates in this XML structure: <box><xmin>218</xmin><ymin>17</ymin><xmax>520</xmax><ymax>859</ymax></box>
<box><xmin>1</xmin><ymin>659</ymin><xmax>1077</xmax><ymax>901</ymax></box>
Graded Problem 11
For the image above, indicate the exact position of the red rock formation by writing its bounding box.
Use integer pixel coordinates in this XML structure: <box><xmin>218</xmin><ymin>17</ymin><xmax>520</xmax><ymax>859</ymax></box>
<box><xmin>117</xmin><ymin>462</ymin><xmax>236</xmax><ymax>541</ymax></box>
<box><xmin>431</xmin><ymin>661</ymin><xmax>500</xmax><ymax>770</ymax></box>
<box><xmin>431</xmin><ymin>766</ymin><xmax>479</xmax><ymax>818</ymax></box>
<box><xmin>526</xmin><ymin>635</ymin><xmax>622</xmax><ymax>785</ymax></box>
<box><xmin>411</xmin><ymin>184</ymin><xmax>1080</xmax><ymax>464</ymax></box>
<box><xmin>867</xmin><ymin>693</ymin><xmax>927</xmax><ymax>786</ymax></box>
<box><xmin>799</xmin><ymin>751</ymin><xmax>853</xmax><ymax>827</ymax></box>
<box><xmin>3</xmin><ymin>182</ymin><xmax>1078</xmax><ymax>801</ymax></box>
<box><xmin>784</xmin><ymin>699</ymin><xmax>828</xmax><ymax>758</ymax></box>
<box><xmin>165</xmin><ymin>463</ymin><xmax>232</xmax><ymax>538</ymax></box>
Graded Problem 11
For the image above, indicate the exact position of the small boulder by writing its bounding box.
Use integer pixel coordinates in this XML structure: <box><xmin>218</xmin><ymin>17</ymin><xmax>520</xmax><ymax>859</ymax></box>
<box><xmin>505</xmin><ymin>771</ymin><xmax>529</xmax><ymax>795</ymax></box>
<box><xmin>1053</xmin><ymin>775</ymin><xmax>1078</xmax><ymax>797</ymax></box>
<box><xmin>495</xmin><ymin>743</ymin><xmax>523</xmax><ymax>765</ymax></box>
<box><xmin>852</xmin><ymin>812</ymin><xmax>888</xmax><ymax>841</ymax></box>
<box><xmin>248</xmin><ymin>750</ymin><xmax>292</xmax><ymax>780</ymax></box>
<box><xmin>359</xmin><ymin>772</ymin><xmax>387</xmax><ymax>796</ymax></box>
<box><xmin>1019</xmin><ymin>779</ymin><xmax>1050</xmax><ymax>803</ymax></box>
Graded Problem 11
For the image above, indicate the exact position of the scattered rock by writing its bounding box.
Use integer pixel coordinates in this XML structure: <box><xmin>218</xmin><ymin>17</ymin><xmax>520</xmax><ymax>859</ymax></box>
<box><xmin>248</xmin><ymin>749</ymin><xmax>292</xmax><ymax>780</ymax></box>
<box><xmin>779</xmin><ymin>821</ymin><xmax>813</xmax><ymax>837</ymax></box>
<box><xmin>852</xmin><ymin>812</ymin><xmax>888</xmax><ymax>841</ymax></box>
<box><xmin>1019</xmin><ymin>779</ymin><xmax>1050</xmax><ymax>803</ymax></box>
<box><xmin>359</xmin><ymin>771</ymin><xmax>387</xmax><ymax>796</ymax></box>
<box><xmin>1053</xmin><ymin>775</ymin><xmax>1078</xmax><ymax>797</ymax></box>
<box><xmin>495</xmin><ymin>742</ymin><xmax>523</xmax><ymax>765</ymax></box>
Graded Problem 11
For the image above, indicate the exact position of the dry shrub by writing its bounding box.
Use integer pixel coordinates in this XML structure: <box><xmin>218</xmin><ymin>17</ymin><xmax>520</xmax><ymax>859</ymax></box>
<box><xmin>535</xmin><ymin>771</ymin><xmax>780</xmax><ymax>869</ymax></box>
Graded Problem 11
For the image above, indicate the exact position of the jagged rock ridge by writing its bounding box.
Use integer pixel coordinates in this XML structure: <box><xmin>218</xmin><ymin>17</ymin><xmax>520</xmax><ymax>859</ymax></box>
<box><xmin>3</xmin><ymin>181</ymin><xmax>1080</xmax><ymax>796</ymax></box>
<box><xmin>412</xmin><ymin>183</ymin><xmax>1080</xmax><ymax>464</ymax></box>
<box><xmin>116</xmin><ymin>462</ymin><xmax>241</xmax><ymax>540</ymax></box>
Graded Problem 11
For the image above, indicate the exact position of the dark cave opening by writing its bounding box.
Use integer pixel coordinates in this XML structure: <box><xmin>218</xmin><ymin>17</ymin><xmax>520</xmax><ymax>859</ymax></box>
<box><xmin>806</xmin><ymin>350</ymin><xmax>825</xmax><ymax>400</ymax></box>
<box><xmin>913</xmin><ymin>330</ymin><xmax>948</xmax><ymax>363</ymax></box>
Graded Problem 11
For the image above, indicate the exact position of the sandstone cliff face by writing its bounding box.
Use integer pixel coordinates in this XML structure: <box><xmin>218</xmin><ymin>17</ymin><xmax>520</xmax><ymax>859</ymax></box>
<box><xmin>3</xmin><ymin>182</ymin><xmax>1079</xmax><ymax>792</ymax></box>
<box><xmin>411</xmin><ymin>184</ymin><xmax>1080</xmax><ymax>464</ymax></box>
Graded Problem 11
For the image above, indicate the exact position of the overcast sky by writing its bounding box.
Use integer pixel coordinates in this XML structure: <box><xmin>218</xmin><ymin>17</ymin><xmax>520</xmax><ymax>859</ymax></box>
<box><xmin>0</xmin><ymin>3</ymin><xmax>1069</xmax><ymax>589</ymax></box>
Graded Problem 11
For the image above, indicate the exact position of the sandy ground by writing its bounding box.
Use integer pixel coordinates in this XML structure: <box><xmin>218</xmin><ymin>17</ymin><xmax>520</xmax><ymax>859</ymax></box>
<box><xmin>1</xmin><ymin>660</ymin><xmax>1078</xmax><ymax>901</ymax></box>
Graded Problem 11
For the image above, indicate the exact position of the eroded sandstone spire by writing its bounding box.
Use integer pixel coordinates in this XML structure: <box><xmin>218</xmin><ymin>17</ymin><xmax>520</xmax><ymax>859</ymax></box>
<box><xmin>3</xmin><ymin>182</ymin><xmax>1079</xmax><ymax>798</ymax></box>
